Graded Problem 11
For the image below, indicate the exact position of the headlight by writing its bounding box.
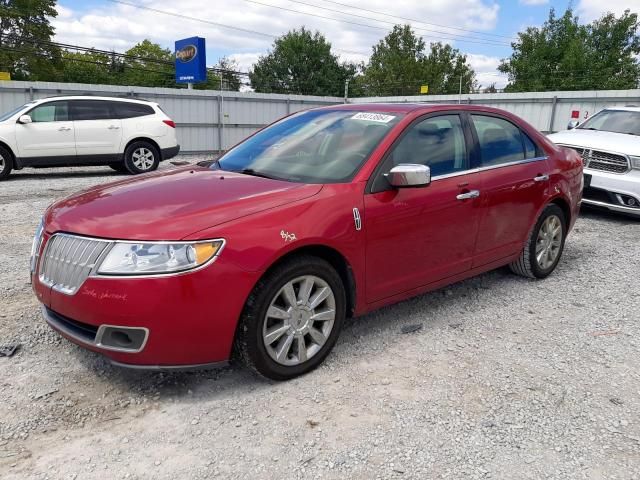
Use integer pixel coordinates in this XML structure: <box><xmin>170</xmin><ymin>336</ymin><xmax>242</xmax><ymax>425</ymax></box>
<box><xmin>30</xmin><ymin>219</ymin><xmax>45</xmax><ymax>273</ymax></box>
<box><xmin>96</xmin><ymin>239</ymin><xmax>225</xmax><ymax>275</ymax></box>
<box><xmin>630</xmin><ymin>156</ymin><xmax>640</xmax><ymax>170</ymax></box>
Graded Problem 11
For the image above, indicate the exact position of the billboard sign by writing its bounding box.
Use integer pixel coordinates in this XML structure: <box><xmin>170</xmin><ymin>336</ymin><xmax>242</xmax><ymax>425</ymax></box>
<box><xmin>175</xmin><ymin>37</ymin><xmax>207</xmax><ymax>83</ymax></box>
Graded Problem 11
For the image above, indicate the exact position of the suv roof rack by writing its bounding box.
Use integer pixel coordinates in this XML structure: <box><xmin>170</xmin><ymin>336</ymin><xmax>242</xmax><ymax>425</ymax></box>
<box><xmin>38</xmin><ymin>94</ymin><xmax>154</xmax><ymax>102</ymax></box>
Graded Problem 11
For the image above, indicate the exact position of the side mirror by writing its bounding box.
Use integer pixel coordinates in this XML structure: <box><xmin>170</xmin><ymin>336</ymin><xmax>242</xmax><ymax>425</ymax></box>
<box><xmin>567</xmin><ymin>120</ymin><xmax>580</xmax><ymax>130</ymax></box>
<box><xmin>18</xmin><ymin>114</ymin><xmax>32</xmax><ymax>124</ymax></box>
<box><xmin>386</xmin><ymin>164</ymin><xmax>431</xmax><ymax>188</ymax></box>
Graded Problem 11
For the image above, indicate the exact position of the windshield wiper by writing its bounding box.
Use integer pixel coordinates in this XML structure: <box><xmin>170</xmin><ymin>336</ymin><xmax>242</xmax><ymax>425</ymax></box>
<box><xmin>236</xmin><ymin>168</ymin><xmax>278</xmax><ymax>180</ymax></box>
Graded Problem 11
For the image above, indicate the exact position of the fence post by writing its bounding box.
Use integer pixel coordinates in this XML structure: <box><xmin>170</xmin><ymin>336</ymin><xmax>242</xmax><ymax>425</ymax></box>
<box><xmin>344</xmin><ymin>79</ymin><xmax>350</xmax><ymax>104</ymax></box>
<box><xmin>217</xmin><ymin>94</ymin><xmax>223</xmax><ymax>153</ymax></box>
<box><xmin>548</xmin><ymin>95</ymin><xmax>558</xmax><ymax>133</ymax></box>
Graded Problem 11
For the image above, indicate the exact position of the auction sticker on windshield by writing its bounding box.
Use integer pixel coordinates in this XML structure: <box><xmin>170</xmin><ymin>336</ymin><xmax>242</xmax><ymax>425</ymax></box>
<box><xmin>351</xmin><ymin>112</ymin><xmax>396</xmax><ymax>123</ymax></box>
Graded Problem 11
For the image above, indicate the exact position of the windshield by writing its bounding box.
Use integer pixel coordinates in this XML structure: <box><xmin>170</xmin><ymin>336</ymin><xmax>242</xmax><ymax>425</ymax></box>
<box><xmin>0</xmin><ymin>102</ymin><xmax>34</xmax><ymax>122</ymax></box>
<box><xmin>216</xmin><ymin>109</ymin><xmax>402</xmax><ymax>183</ymax></box>
<box><xmin>578</xmin><ymin>109</ymin><xmax>640</xmax><ymax>136</ymax></box>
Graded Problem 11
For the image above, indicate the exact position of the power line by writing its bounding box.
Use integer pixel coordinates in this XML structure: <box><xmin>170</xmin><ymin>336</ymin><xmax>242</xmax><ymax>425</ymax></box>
<box><xmin>106</xmin><ymin>0</ymin><xmax>369</xmax><ymax>57</ymax></box>
<box><xmin>241</xmin><ymin>0</ymin><xmax>512</xmax><ymax>47</ymax></box>
<box><xmin>317</xmin><ymin>0</ymin><xmax>516</xmax><ymax>40</ymax></box>
<box><xmin>276</xmin><ymin>0</ymin><xmax>513</xmax><ymax>45</ymax></box>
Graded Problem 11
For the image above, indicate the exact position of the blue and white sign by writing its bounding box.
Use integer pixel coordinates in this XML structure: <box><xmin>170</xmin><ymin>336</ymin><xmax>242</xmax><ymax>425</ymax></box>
<box><xmin>175</xmin><ymin>37</ymin><xmax>207</xmax><ymax>83</ymax></box>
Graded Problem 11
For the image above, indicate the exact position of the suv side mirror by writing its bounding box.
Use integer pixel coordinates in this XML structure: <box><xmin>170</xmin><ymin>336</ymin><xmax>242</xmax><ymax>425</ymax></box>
<box><xmin>567</xmin><ymin>120</ymin><xmax>580</xmax><ymax>130</ymax></box>
<box><xmin>18</xmin><ymin>114</ymin><xmax>32</xmax><ymax>124</ymax></box>
<box><xmin>386</xmin><ymin>164</ymin><xmax>431</xmax><ymax>188</ymax></box>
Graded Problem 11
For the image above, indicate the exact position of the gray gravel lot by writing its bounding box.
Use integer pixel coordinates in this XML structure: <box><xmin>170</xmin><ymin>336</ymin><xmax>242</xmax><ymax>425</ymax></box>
<box><xmin>1</xmin><ymin>158</ymin><xmax>639</xmax><ymax>479</ymax></box>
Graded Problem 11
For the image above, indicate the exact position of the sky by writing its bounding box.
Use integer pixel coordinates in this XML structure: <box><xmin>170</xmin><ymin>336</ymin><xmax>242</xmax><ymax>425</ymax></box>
<box><xmin>52</xmin><ymin>0</ymin><xmax>638</xmax><ymax>89</ymax></box>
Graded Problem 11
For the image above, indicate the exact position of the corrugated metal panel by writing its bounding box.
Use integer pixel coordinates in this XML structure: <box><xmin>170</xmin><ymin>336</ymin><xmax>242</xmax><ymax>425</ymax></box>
<box><xmin>1</xmin><ymin>80</ymin><xmax>639</xmax><ymax>152</ymax></box>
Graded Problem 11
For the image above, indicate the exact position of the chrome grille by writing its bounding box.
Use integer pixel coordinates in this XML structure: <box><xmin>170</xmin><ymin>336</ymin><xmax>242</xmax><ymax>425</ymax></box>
<box><xmin>560</xmin><ymin>145</ymin><xmax>630</xmax><ymax>174</ymax></box>
<box><xmin>39</xmin><ymin>234</ymin><xmax>110</xmax><ymax>295</ymax></box>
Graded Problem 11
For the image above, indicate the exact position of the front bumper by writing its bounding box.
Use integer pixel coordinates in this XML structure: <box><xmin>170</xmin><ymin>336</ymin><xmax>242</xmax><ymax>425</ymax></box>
<box><xmin>33</xmin><ymin>254</ymin><xmax>260</xmax><ymax>368</ymax></box>
<box><xmin>583</xmin><ymin>168</ymin><xmax>640</xmax><ymax>216</ymax></box>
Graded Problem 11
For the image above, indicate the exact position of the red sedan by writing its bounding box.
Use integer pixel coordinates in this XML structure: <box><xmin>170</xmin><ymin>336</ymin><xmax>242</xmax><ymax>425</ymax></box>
<box><xmin>31</xmin><ymin>104</ymin><xmax>583</xmax><ymax>380</ymax></box>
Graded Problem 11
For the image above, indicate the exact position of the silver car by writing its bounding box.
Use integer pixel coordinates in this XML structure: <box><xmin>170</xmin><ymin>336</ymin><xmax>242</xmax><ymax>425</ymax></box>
<box><xmin>548</xmin><ymin>106</ymin><xmax>640</xmax><ymax>217</ymax></box>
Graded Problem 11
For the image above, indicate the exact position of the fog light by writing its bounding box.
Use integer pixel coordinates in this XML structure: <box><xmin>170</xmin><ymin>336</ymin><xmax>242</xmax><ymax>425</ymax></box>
<box><xmin>615</xmin><ymin>194</ymin><xmax>640</xmax><ymax>208</ymax></box>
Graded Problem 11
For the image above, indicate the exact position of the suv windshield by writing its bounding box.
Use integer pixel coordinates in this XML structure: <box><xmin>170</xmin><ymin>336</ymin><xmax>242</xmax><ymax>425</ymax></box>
<box><xmin>0</xmin><ymin>102</ymin><xmax>34</xmax><ymax>122</ymax></box>
<box><xmin>578</xmin><ymin>109</ymin><xmax>640</xmax><ymax>136</ymax></box>
<box><xmin>216</xmin><ymin>109</ymin><xmax>402</xmax><ymax>183</ymax></box>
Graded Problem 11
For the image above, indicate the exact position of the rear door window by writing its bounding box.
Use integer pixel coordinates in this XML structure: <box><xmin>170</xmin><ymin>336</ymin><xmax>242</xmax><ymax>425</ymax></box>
<box><xmin>113</xmin><ymin>102</ymin><xmax>155</xmax><ymax>119</ymax></box>
<box><xmin>29</xmin><ymin>101</ymin><xmax>69</xmax><ymax>122</ymax></box>
<box><xmin>70</xmin><ymin>100</ymin><xmax>114</xmax><ymax>121</ymax></box>
<box><xmin>471</xmin><ymin>115</ymin><xmax>526</xmax><ymax>167</ymax></box>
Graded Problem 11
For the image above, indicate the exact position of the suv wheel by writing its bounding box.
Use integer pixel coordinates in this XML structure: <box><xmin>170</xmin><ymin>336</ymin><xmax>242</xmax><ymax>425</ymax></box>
<box><xmin>236</xmin><ymin>255</ymin><xmax>346</xmax><ymax>380</ymax></box>
<box><xmin>124</xmin><ymin>141</ymin><xmax>160</xmax><ymax>174</ymax></box>
<box><xmin>510</xmin><ymin>203</ymin><xmax>566</xmax><ymax>279</ymax></box>
<box><xmin>0</xmin><ymin>146</ymin><xmax>14</xmax><ymax>180</ymax></box>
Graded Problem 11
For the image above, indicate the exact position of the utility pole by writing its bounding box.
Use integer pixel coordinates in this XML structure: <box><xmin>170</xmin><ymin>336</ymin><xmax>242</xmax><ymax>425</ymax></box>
<box><xmin>344</xmin><ymin>79</ymin><xmax>350</xmax><ymax>104</ymax></box>
<box><xmin>458</xmin><ymin>76</ymin><xmax>462</xmax><ymax>104</ymax></box>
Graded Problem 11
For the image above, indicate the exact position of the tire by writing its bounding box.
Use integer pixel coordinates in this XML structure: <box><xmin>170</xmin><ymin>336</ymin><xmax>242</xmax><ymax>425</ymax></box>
<box><xmin>0</xmin><ymin>145</ymin><xmax>14</xmax><ymax>180</ymax></box>
<box><xmin>510</xmin><ymin>203</ymin><xmax>566</xmax><ymax>279</ymax></box>
<box><xmin>109</xmin><ymin>163</ymin><xmax>128</xmax><ymax>173</ymax></box>
<box><xmin>235</xmin><ymin>255</ymin><xmax>346</xmax><ymax>380</ymax></box>
<box><xmin>123</xmin><ymin>141</ymin><xmax>160</xmax><ymax>175</ymax></box>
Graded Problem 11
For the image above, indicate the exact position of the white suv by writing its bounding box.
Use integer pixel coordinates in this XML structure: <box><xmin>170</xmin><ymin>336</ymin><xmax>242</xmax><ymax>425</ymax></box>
<box><xmin>548</xmin><ymin>106</ymin><xmax>640</xmax><ymax>217</ymax></box>
<box><xmin>0</xmin><ymin>96</ymin><xmax>179</xmax><ymax>180</ymax></box>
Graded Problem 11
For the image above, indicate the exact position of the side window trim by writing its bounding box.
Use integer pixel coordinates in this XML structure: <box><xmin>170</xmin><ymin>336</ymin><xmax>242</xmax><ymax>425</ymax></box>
<box><xmin>367</xmin><ymin>111</ymin><xmax>471</xmax><ymax>194</ymax></box>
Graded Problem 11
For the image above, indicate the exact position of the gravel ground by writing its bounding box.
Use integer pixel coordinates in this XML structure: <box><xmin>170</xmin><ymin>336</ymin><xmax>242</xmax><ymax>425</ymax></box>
<box><xmin>1</xmin><ymin>157</ymin><xmax>639</xmax><ymax>480</ymax></box>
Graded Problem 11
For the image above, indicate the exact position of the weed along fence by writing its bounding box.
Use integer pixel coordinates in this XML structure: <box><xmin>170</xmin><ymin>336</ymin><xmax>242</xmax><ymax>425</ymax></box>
<box><xmin>1</xmin><ymin>80</ymin><xmax>638</xmax><ymax>153</ymax></box>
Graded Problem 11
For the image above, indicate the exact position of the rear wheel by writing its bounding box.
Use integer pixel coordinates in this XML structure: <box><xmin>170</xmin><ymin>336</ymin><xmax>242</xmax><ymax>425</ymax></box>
<box><xmin>124</xmin><ymin>141</ymin><xmax>159</xmax><ymax>174</ymax></box>
<box><xmin>510</xmin><ymin>204</ymin><xmax>566</xmax><ymax>279</ymax></box>
<box><xmin>0</xmin><ymin>146</ymin><xmax>14</xmax><ymax>180</ymax></box>
<box><xmin>236</xmin><ymin>255</ymin><xmax>346</xmax><ymax>380</ymax></box>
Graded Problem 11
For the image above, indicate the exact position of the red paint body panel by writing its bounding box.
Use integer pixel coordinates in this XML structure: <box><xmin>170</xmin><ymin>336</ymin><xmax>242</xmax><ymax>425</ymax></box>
<box><xmin>364</xmin><ymin>173</ymin><xmax>482</xmax><ymax>302</ymax></box>
<box><xmin>33</xmin><ymin>104</ymin><xmax>583</xmax><ymax>367</ymax></box>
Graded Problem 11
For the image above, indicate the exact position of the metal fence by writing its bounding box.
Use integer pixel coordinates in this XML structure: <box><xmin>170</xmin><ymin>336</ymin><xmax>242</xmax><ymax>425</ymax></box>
<box><xmin>0</xmin><ymin>81</ymin><xmax>343</xmax><ymax>153</ymax></box>
<box><xmin>353</xmin><ymin>89</ymin><xmax>640</xmax><ymax>133</ymax></box>
<box><xmin>1</xmin><ymin>80</ymin><xmax>639</xmax><ymax>153</ymax></box>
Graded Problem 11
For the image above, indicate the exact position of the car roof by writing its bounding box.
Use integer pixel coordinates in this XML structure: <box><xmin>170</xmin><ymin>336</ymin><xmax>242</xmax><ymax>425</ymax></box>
<box><xmin>318</xmin><ymin>102</ymin><xmax>514</xmax><ymax>115</ymax></box>
<box><xmin>602</xmin><ymin>106</ymin><xmax>640</xmax><ymax>112</ymax></box>
<box><xmin>33</xmin><ymin>96</ymin><xmax>156</xmax><ymax>105</ymax></box>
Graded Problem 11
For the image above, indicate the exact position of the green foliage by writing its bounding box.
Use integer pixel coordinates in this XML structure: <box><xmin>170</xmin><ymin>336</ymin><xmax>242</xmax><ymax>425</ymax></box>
<box><xmin>250</xmin><ymin>27</ymin><xmax>356</xmax><ymax>96</ymax></box>
<box><xmin>499</xmin><ymin>8</ymin><xmax>640</xmax><ymax>91</ymax></box>
<box><xmin>0</xmin><ymin>0</ymin><xmax>61</xmax><ymax>80</ymax></box>
<box><xmin>358</xmin><ymin>25</ymin><xmax>477</xmax><ymax>96</ymax></box>
<box><xmin>120</xmin><ymin>39</ymin><xmax>174</xmax><ymax>87</ymax></box>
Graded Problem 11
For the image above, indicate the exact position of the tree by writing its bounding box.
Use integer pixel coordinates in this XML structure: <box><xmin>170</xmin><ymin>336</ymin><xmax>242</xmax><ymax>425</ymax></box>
<box><xmin>197</xmin><ymin>57</ymin><xmax>242</xmax><ymax>91</ymax></box>
<box><xmin>499</xmin><ymin>8</ymin><xmax>640</xmax><ymax>91</ymax></box>
<box><xmin>60</xmin><ymin>49</ymin><xmax>123</xmax><ymax>85</ymax></box>
<box><xmin>359</xmin><ymin>25</ymin><xmax>476</xmax><ymax>96</ymax></box>
<box><xmin>250</xmin><ymin>27</ymin><xmax>355</xmax><ymax>96</ymax></box>
<box><xmin>0</xmin><ymin>0</ymin><xmax>61</xmax><ymax>80</ymax></box>
<box><xmin>483</xmin><ymin>83</ymin><xmax>498</xmax><ymax>93</ymax></box>
<box><xmin>121</xmin><ymin>39</ymin><xmax>174</xmax><ymax>87</ymax></box>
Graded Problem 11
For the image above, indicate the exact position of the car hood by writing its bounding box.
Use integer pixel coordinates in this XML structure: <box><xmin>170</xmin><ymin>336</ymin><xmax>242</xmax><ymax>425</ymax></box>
<box><xmin>45</xmin><ymin>166</ymin><xmax>323</xmax><ymax>240</ymax></box>
<box><xmin>548</xmin><ymin>129</ymin><xmax>640</xmax><ymax>156</ymax></box>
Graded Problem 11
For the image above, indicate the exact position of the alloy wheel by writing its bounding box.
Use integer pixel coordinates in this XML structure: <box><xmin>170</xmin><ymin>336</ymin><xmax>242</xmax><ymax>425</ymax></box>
<box><xmin>262</xmin><ymin>275</ymin><xmax>336</xmax><ymax>366</ymax></box>
<box><xmin>131</xmin><ymin>147</ymin><xmax>155</xmax><ymax>170</ymax></box>
<box><xmin>0</xmin><ymin>154</ymin><xmax>5</xmax><ymax>174</ymax></box>
<box><xmin>535</xmin><ymin>214</ymin><xmax>562</xmax><ymax>270</ymax></box>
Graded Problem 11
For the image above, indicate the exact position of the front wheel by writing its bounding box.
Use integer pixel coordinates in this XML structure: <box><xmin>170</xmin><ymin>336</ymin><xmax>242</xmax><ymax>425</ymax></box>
<box><xmin>510</xmin><ymin>203</ymin><xmax>566</xmax><ymax>279</ymax></box>
<box><xmin>235</xmin><ymin>255</ymin><xmax>346</xmax><ymax>380</ymax></box>
<box><xmin>124</xmin><ymin>141</ymin><xmax>160</xmax><ymax>174</ymax></box>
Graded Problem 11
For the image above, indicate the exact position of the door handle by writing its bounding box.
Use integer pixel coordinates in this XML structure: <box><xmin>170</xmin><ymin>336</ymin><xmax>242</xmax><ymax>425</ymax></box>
<box><xmin>534</xmin><ymin>174</ymin><xmax>549</xmax><ymax>182</ymax></box>
<box><xmin>107</xmin><ymin>125</ymin><xmax>120</xmax><ymax>130</ymax></box>
<box><xmin>58</xmin><ymin>126</ymin><xmax>71</xmax><ymax>131</ymax></box>
<box><xmin>456</xmin><ymin>190</ymin><xmax>480</xmax><ymax>200</ymax></box>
